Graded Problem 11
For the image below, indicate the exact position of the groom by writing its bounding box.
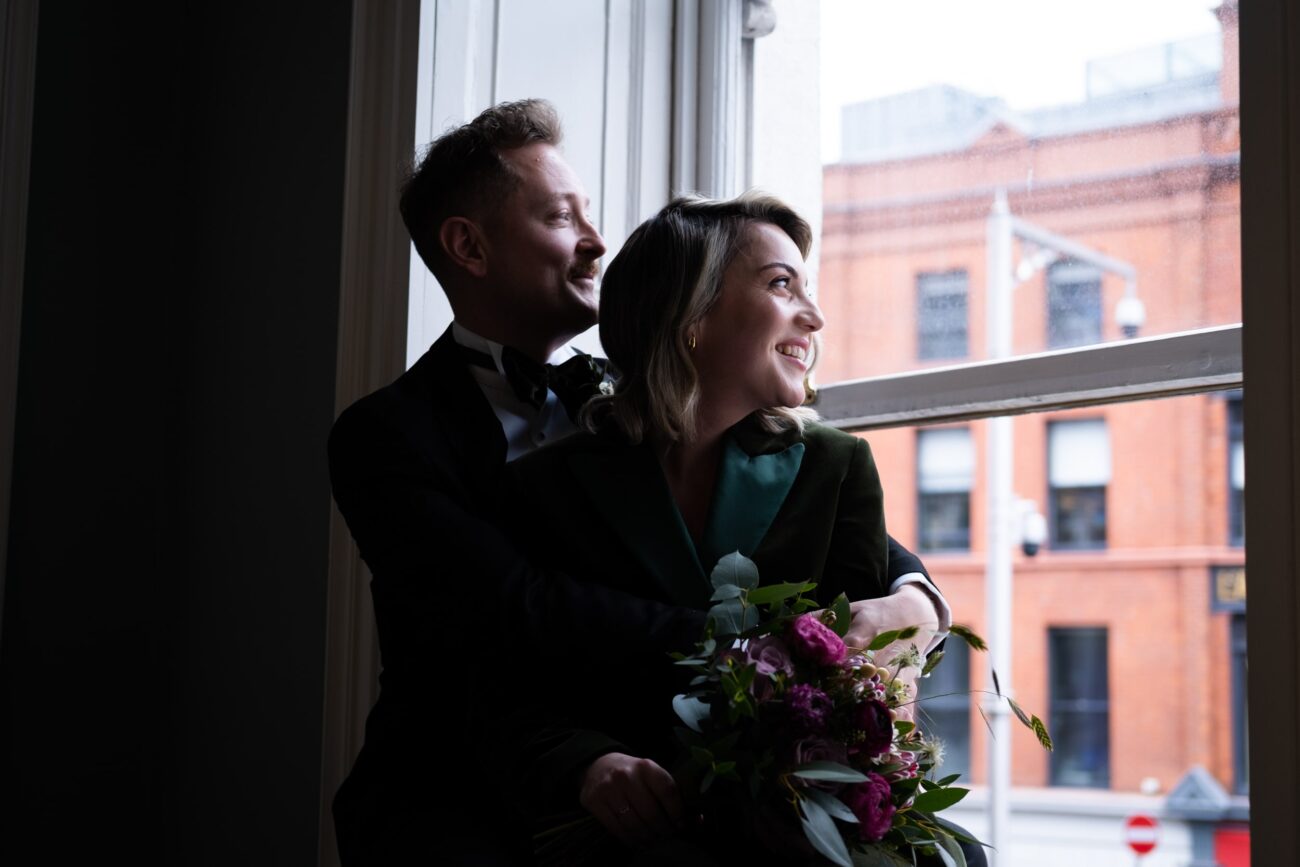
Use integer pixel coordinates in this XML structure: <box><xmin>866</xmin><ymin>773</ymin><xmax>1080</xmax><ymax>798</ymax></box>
<box><xmin>328</xmin><ymin>99</ymin><xmax>950</xmax><ymax>865</ymax></box>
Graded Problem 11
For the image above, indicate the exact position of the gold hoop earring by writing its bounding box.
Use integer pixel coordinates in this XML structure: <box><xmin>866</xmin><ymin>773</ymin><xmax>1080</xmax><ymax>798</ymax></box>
<box><xmin>688</xmin><ymin>333</ymin><xmax>697</xmax><ymax>351</ymax></box>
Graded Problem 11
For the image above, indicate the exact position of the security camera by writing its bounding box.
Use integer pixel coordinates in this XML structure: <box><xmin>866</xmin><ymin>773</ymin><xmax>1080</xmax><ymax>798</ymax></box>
<box><xmin>1020</xmin><ymin>507</ymin><xmax>1047</xmax><ymax>558</ymax></box>
<box><xmin>1116</xmin><ymin>294</ymin><xmax>1146</xmax><ymax>339</ymax></box>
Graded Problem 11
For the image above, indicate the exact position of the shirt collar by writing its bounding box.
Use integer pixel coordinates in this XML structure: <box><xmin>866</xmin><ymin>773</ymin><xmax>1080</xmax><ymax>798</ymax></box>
<box><xmin>451</xmin><ymin>320</ymin><xmax>584</xmax><ymax>373</ymax></box>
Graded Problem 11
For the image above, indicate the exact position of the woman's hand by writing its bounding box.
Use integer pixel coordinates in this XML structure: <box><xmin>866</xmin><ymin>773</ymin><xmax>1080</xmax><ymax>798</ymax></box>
<box><xmin>845</xmin><ymin>586</ymin><xmax>941</xmax><ymax>721</ymax></box>
<box><xmin>578</xmin><ymin>752</ymin><xmax>686</xmax><ymax>846</ymax></box>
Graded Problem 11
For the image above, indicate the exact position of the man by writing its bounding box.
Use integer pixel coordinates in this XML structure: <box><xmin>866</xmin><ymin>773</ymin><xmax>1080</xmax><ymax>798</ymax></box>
<box><xmin>328</xmin><ymin>99</ymin><xmax>949</xmax><ymax>865</ymax></box>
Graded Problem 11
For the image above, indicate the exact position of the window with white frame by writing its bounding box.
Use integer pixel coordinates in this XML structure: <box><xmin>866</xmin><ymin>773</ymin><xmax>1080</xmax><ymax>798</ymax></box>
<box><xmin>1046</xmin><ymin>260</ymin><xmax>1103</xmax><ymax>350</ymax></box>
<box><xmin>916</xmin><ymin>271</ymin><xmax>968</xmax><ymax>361</ymax></box>
<box><xmin>916</xmin><ymin>426</ymin><xmax>973</xmax><ymax>552</ymax></box>
<box><xmin>1048</xmin><ymin>419</ymin><xmax>1109</xmax><ymax>550</ymax></box>
<box><xmin>916</xmin><ymin>636</ymin><xmax>970</xmax><ymax>779</ymax></box>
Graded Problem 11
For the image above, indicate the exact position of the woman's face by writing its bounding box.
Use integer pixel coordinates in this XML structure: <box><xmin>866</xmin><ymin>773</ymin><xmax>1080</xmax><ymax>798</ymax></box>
<box><xmin>693</xmin><ymin>221</ymin><xmax>825</xmax><ymax>422</ymax></box>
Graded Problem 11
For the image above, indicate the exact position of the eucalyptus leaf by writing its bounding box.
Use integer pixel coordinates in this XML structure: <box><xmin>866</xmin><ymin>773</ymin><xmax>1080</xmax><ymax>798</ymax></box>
<box><xmin>897</xmin><ymin>625</ymin><xmax>920</xmax><ymax>641</ymax></box>
<box><xmin>805</xmin><ymin>788</ymin><xmax>859</xmax><ymax>823</ymax></box>
<box><xmin>831</xmin><ymin>593</ymin><xmax>852</xmax><ymax>639</ymax></box>
<box><xmin>935</xmin><ymin>773</ymin><xmax>962</xmax><ymax>787</ymax></box>
<box><xmin>894</xmin><ymin>720</ymin><xmax>915</xmax><ymax>736</ymax></box>
<box><xmin>710</xmin><ymin>583</ymin><xmax>743</xmax><ymax>601</ymax></box>
<box><xmin>708</xmin><ymin>600</ymin><xmax>745</xmax><ymax>637</ymax></box>
<box><xmin>711</xmin><ymin>551</ymin><xmax>760</xmax><ymax>591</ymax></box>
<box><xmin>672</xmin><ymin>694</ymin><xmax>711</xmax><ymax>733</ymax></box>
<box><xmin>799</xmin><ymin>797</ymin><xmax>854</xmax><ymax>867</ymax></box>
<box><xmin>934</xmin><ymin>829</ymin><xmax>967</xmax><ymax>867</ymax></box>
<box><xmin>931</xmin><ymin>814</ymin><xmax>985</xmax><ymax>846</ymax></box>
<box><xmin>850</xmin><ymin>846</ymin><xmax>914</xmax><ymax>866</ymax></box>
<box><xmin>791</xmin><ymin>761</ymin><xmax>869</xmax><ymax>783</ymax></box>
<box><xmin>910</xmin><ymin>787</ymin><xmax>969</xmax><ymax>813</ymax></box>
<box><xmin>746</xmin><ymin>581</ymin><xmax>818</xmax><ymax>606</ymax></box>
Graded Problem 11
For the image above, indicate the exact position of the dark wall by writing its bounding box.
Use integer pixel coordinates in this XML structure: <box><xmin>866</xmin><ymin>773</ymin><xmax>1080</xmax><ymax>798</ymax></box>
<box><xmin>1</xmin><ymin>2</ymin><xmax>353</xmax><ymax>863</ymax></box>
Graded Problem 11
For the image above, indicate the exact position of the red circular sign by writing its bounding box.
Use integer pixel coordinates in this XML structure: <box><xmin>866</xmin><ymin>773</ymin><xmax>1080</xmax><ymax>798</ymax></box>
<box><xmin>1125</xmin><ymin>814</ymin><xmax>1159</xmax><ymax>855</ymax></box>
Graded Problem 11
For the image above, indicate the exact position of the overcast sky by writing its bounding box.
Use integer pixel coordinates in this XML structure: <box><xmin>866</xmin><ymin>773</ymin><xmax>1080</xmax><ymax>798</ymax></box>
<box><xmin>820</xmin><ymin>0</ymin><xmax>1225</xmax><ymax>162</ymax></box>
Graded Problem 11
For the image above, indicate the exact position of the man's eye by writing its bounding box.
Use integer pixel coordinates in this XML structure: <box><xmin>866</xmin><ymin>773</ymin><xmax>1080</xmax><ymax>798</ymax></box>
<box><xmin>551</xmin><ymin>211</ymin><xmax>572</xmax><ymax>223</ymax></box>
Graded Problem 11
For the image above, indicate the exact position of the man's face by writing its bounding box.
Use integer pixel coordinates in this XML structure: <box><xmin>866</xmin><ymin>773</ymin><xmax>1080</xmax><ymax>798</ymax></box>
<box><xmin>483</xmin><ymin>143</ymin><xmax>606</xmax><ymax>346</ymax></box>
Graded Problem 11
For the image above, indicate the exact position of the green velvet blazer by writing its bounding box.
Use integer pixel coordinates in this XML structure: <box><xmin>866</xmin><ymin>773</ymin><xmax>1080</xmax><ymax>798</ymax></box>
<box><xmin>502</xmin><ymin>416</ymin><xmax>891</xmax><ymax>813</ymax></box>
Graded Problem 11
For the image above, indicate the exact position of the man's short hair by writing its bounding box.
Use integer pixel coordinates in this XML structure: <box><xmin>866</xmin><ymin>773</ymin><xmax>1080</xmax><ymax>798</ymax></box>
<box><xmin>400</xmin><ymin>99</ymin><xmax>562</xmax><ymax>282</ymax></box>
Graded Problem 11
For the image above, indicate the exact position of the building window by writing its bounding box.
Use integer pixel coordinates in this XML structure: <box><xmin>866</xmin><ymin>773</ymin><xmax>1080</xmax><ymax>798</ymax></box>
<box><xmin>917</xmin><ymin>270</ymin><xmax>968</xmax><ymax>360</ymax></box>
<box><xmin>1049</xmin><ymin>627</ymin><xmax>1110</xmax><ymax>787</ymax></box>
<box><xmin>917</xmin><ymin>637</ymin><xmax>970</xmax><ymax>780</ymax></box>
<box><xmin>1047</xmin><ymin>260</ymin><xmax>1102</xmax><ymax>349</ymax></box>
<box><xmin>1049</xmin><ymin>419</ymin><xmax>1109</xmax><ymax>550</ymax></box>
<box><xmin>1229</xmin><ymin>395</ymin><xmax>1244</xmax><ymax>546</ymax></box>
<box><xmin>917</xmin><ymin>427</ymin><xmax>973</xmax><ymax>552</ymax></box>
<box><xmin>1231</xmin><ymin>614</ymin><xmax>1248</xmax><ymax>794</ymax></box>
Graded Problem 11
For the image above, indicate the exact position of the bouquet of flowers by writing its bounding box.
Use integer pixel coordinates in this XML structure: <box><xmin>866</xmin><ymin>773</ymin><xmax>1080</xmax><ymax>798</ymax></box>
<box><xmin>670</xmin><ymin>553</ymin><xmax>1053</xmax><ymax>867</ymax></box>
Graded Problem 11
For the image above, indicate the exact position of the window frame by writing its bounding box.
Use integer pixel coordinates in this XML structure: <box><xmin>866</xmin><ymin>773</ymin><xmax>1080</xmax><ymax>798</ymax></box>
<box><xmin>1046</xmin><ymin>259</ymin><xmax>1104</xmax><ymax>350</ymax></box>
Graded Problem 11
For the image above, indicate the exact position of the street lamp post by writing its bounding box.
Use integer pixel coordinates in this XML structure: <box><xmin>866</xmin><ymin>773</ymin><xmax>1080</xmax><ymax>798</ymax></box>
<box><xmin>982</xmin><ymin>190</ymin><xmax>1142</xmax><ymax>866</ymax></box>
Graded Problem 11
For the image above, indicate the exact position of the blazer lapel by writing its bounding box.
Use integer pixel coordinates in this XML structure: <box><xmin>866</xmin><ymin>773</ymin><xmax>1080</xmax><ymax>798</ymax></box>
<box><xmin>567</xmin><ymin>442</ymin><xmax>712</xmax><ymax>608</ymax></box>
<box><xmin>700</xmin><ymin>425</ymin><xmax>805</xmax><ymax>569</ymax></box>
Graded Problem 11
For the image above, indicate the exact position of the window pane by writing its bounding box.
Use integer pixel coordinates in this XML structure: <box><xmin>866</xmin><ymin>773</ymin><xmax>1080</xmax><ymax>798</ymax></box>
<box><xmin>853</xmin><ymin>393</ymin><xmax>1248</xmax><ymax>851</ymax></box>
<box><xmin>917</xmin><ymin>270</ymin><xmax>969</xmax><ymax>360</ymax></box>
<box><xmin>1049</xmin><ymin>628</ymin><xmax>1110</xmax><ymax>787</ymax></box>
<box><xmin>818</xmin><ymin>1</ymin><xmax>1242</xmax><ymax>381</ymax></box>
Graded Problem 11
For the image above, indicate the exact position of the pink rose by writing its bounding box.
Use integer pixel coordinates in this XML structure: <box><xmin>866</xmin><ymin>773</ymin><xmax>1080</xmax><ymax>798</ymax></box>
<box><xmin>788</xmin><ymin>614</ymin><xmax>847</xmax><ymax>666</ymax></box>
<box><xmin>842</xmin><ymin>772</ymin><xmax>896</xmax><ymax>842</ymax></box>
<box><xmin>745</xmin><ymin>635</ymin><xmax>795</xmax><ymax>677</ymax></box>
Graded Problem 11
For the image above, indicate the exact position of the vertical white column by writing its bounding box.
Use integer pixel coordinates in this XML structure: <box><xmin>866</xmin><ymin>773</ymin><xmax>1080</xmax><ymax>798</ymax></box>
<box><xmin>984</xmin><ymin>189</ymin><xmax>1014</xmax><ymax>866</ymax></box>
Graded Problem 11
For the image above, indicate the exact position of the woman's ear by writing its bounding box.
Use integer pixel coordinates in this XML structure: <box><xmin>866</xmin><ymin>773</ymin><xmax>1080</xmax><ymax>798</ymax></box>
<box><xmin>439</xmin><ymin>216</ymin><xmax>489</xmax><ymax>279</ymax></box>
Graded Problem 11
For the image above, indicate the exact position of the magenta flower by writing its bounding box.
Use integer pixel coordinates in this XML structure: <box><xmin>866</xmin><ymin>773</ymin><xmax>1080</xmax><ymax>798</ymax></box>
<box><xmin>843</xmin><ymin>773</ymin><xmax>896</xmax><ymax>842</ymax></box>
<box><xmin>786</xmin><ymin>683</ymin><xmax>834</xmax><ymax>734</ymax></box>
<box><xmin>788</xmin><ymin>614</ymin><xmax>847</xmax><ymax>666</ymax></box>
<box><xmin>852</xmin><ymin>698</ymin><xmax>894</xmax><ymax>757</ymax></box>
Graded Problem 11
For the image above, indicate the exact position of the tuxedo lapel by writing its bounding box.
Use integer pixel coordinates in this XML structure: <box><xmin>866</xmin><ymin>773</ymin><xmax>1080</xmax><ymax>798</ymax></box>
<box><xmin>566</xmin><ymin>443</ymin><xmax>712</xmax><ymax>608</ymax></box>
<box><xmin>414</xmin><ymin>328</ymin><xmax>507</xmax><ymax>482</ymax></box>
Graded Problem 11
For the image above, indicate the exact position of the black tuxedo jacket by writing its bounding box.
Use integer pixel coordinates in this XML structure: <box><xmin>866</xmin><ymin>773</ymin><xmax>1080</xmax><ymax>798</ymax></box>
<box><xmin>326</xmin><ymin>326</ymin><xmax>931</xmax><ymax>864</ymax></box>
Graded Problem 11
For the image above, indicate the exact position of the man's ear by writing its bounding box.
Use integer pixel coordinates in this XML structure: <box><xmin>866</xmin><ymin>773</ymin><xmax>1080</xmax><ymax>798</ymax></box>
<box><xmin>439</xmin><ymin>216</ymin><xmax>489</xmax><ymax>279</ymax></box>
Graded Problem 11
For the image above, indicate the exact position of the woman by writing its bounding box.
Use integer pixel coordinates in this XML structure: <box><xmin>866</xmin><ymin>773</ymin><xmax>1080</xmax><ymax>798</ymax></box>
<box><xmin>505</xmin><ymin>194</ymin><xmax>966</xmax><ymax>864</ymax></box>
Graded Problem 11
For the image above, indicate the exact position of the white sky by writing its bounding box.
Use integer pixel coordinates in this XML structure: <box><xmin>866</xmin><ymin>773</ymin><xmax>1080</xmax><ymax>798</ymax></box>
<box><xmin>820</xmin><ymin>0</ymin><xmax>1225</xmax><ymax>162</ymax></box>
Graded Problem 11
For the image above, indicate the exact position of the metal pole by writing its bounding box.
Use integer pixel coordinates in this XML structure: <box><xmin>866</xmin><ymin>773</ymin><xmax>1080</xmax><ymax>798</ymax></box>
<box><xmin>985</xmin><ymin>190</ymin><xmax>1015</xmax><ymax>865</ymax></box>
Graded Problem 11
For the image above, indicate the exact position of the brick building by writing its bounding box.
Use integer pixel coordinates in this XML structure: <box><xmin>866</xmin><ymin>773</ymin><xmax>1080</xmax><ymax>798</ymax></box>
<box><xmin>818</xmin><ymin>5</ymin><xmax>1246</xmax><ymax>860</ymax></box>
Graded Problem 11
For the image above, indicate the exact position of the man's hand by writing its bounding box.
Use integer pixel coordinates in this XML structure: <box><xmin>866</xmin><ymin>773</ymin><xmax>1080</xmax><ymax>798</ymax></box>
<box><xmin>844</xmin><ymin>586</ymin><xmax>941</xmax><ymax>722</ymax></box>
<box><xmin>578</xmin><ymin>752</ymin><xmax>685</xmax><ymax>846</ymax></box>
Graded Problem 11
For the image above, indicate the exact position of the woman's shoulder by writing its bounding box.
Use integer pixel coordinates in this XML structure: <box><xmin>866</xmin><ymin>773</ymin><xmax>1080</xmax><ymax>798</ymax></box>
<box><xmin>798</xmin><ymin>420</ymin><xmax>871</xmax><ymax>460</ymax></box>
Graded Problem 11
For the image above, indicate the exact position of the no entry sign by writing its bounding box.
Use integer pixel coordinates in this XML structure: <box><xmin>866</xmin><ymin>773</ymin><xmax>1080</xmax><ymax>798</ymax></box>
<box><xmin>1125</xmin><ymin>814</ymin><xmax>1159</xmax><ymax>856</ymax></box>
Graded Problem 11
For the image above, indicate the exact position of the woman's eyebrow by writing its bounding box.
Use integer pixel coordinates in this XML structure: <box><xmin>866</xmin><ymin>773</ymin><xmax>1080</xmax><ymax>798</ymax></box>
<box><xmin>760</xmin><ymin>261</ymin><xmax>799</xmax><ymax>274</ymax></box>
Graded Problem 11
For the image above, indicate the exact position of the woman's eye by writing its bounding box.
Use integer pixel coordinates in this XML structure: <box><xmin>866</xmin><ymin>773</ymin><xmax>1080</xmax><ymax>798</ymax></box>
<box><xmin>771</xmin><ymin>277</ymin><xmax>792</xmax><ymax>290</ymax></box>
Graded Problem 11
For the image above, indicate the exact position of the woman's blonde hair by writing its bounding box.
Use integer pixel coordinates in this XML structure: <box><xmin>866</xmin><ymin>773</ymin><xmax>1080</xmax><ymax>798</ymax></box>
<box><xmin>587</xmin><ymin>192</ymin><xmax>820</xmax><ymax>443</ymax></box>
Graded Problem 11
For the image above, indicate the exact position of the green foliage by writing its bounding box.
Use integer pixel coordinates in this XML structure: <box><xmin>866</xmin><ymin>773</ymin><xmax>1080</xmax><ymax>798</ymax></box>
<box><xmin>831</xmin><ymin>593</ymin><xmax>852</xmax><ymax>638</ymax></box>
<box><xmin>711</xmin><ymin>551</ymin><xmax>760</xmax><ymax>591</ymax></box>
<box><xmin>947</xmin><ymin>624</ymin><xmax>988</xmax><ymax>651</ymax></box>
<box><xmin>909</xmin><ymin>787</ymin><xmax>970</xmax><ymax>813</ymax></box>
<box><xmin>799</xmin><ymin>796</ymin><xmax>854</xmax><ymax>867</ymax></box>
<box><xmin>921</xmin><ymin>649</ymin><xmax>945</xmax><ymax>677</ymax></box>
<box><xmin>791</xmin><ymin>761</ymin><xmax>869</xmax><ymax>783</ymax></box>
<box><xmin>746</xmin><ymin>581</ymin><xmax>817</xmax><ymax>606</ymax></box>
<box><xmin>804</xmin><ymin>788</ymin><xmax>859</xmax><ymax>823</ymax></box>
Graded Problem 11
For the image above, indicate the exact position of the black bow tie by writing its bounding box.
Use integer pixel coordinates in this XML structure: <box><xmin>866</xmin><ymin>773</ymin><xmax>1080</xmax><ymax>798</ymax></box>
<box><xmin>460</xmin><ymin>344</ymin><xmax>611</xmax><ymax>421</ymax></box>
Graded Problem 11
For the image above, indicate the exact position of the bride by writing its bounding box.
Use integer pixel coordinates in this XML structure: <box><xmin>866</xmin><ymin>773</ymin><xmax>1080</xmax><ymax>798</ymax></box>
<box><xmin>504</xmin><ymin>193</ymin><xmax>966</xmax><ymax>864</ymax></box>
